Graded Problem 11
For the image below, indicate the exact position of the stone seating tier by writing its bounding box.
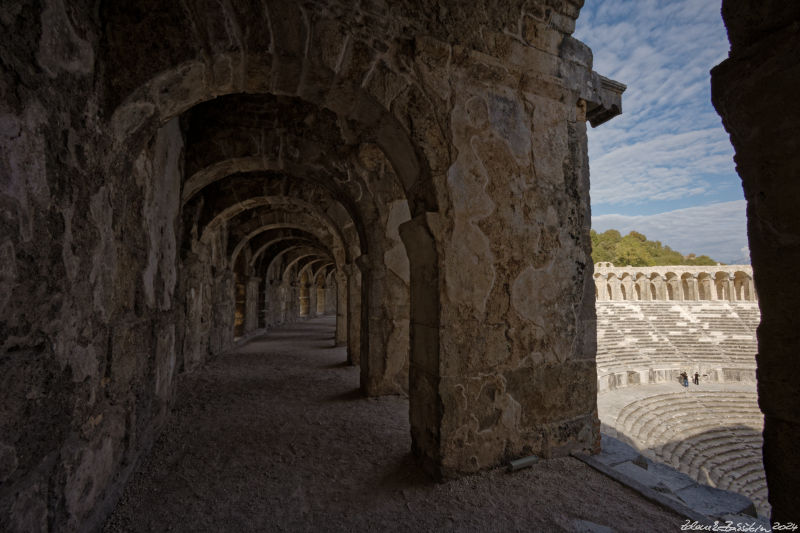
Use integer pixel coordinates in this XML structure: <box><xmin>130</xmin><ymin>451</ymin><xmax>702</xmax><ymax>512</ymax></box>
<box><xmin>596</xmin><ymin>302</ymin><xmax>759</xmax><ymax>391</ymax></box>
<box><xmin>610</xmin><ymin>391</ymin><xmax>766</xmax><ymax>516</ymax></box>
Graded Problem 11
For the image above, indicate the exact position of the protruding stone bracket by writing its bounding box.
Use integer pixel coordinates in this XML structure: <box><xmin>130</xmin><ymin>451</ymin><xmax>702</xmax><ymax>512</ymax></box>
<box><xmin>585</xmin><ymin>75</ymin><xmax>626</xmax><ymax>127</ymax></box>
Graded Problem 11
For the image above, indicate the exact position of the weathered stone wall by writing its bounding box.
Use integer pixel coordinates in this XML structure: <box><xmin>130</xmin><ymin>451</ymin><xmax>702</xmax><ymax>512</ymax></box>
<box><xmin>711</xmin><ymin>0</ymin><xmax>800</xmax><ymax>520</ymax></box>
<box><xmin>0</xmin><ymin>10</ymin><xmax>190</xmax><ymax>528</ymax></box>
<box><xmin>399</xmin><ymin>26</ymin><xmax>622</xmax><ymax>474</ymax></box>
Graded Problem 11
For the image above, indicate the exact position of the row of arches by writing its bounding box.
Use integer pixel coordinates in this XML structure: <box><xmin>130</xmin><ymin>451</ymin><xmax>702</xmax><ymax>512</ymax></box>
<box><xmin>594</xmin><ymin>270</ymin><xmax>757</xmax><ymax>302</ymax></box>
<box><xmin>0</xmin><ymin>0</ymin><xmax>640</xmax><ymax>529</ymax></box>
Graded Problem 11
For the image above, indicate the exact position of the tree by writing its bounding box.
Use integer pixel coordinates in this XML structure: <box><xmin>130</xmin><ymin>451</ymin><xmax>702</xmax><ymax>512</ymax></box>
<box><xmin>590</xmin><ymin>229</ymin><xmax>722</xmax><ymax>266</ymax></box>
<box><xmin>615</xmin><ymin>234</ymin><xmax>654</xmax><ymax>266</ymax></box>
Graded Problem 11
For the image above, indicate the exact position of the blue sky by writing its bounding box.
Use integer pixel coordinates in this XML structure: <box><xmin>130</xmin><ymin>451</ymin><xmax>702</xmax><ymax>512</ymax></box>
<box><xmin>573</xmin><ymin>0</ymin><xmax>749</xmax><ymax>264</ymax></box>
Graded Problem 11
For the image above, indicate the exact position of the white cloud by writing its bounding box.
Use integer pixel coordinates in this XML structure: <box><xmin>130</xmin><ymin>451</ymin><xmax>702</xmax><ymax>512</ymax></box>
<box><xmin>592</xmin><ymin>200</ymin><xmax>749</xmax><ymax>264</ymax></box>
<box><xmin>574</xmin><ymin>0</ymin><xmax>739</xmax><ymax>208</ymax></box>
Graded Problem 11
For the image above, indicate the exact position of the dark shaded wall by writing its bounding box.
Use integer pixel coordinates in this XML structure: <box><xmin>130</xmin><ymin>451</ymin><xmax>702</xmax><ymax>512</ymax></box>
<box><xmin>711</xmin><ymin>0</ymin><xmax>800</xmax><ymax>521</ymax></box>
<box><xmin>0</xmin><ymin>3</ymin><xmax>234</xmax><ymax>531</ymax></box>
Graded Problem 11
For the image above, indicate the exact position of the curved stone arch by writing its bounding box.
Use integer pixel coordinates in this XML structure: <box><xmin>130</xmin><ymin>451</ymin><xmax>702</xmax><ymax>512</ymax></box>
<box><xmin>178</xmin><ymin>108</ymin><xmax>417</xmax><ymax>387</ymax></box>
<box><xmin>733</xmin><ymin>270</ymin><xmax>755</xmax><ymax>301</ymax></box>
<box><xmin>648</xmin><ymin>282</ymin><xmax>657</xmax><ymax>300</ymax></box>
<box><xmin>261</xmin><ymin>245</ymin><xmax>328</xmax><ymax>284</ymax></box>
<box><xmin>271</xmin><ymin>247</ymin><xmax>325</xmax><ymax>319</ymax></box>
<box><xmin>697</xmin><ymin>272</ymin><xmax>714</xmax><ymax>300</ymax></box>
<box><xmin>633</xmin><ymin>272</ymin><xmax>648</xmax><ymax>301</ymax></box>
<box><xmin>313</xmin><ymin>263</ymin><xmax>336</xmax><ymax>288</ymax></box>
<box><xmin>307</xmin><ymin>260</ymin><xmax>335</xmax><ymax>316</ymax></box>
<box><xmin>227</xmin><ymin>211</ymin><xmax>347</xmax><ymax>269</ymax></box>
<box><xmin>254</xmin><ymin>238</ymin><xmax>333</xmax><ymax>280</ymax></box>
<box><xmin>103</xmin><ymin>8</ymin><xmax>441</xmax><ymax>431</ymax></box>
<box><xmin>664</xmin><ymin>272</ymin><xmax>680</xmax><ymax>301</ymax></box>
<box><xmin>648</xmin><ymin>272</ymin><xmax>665</xmax><ymax>301</ymax></box>
<box><xmin>180</xmin><ymin>148</ymin><xmax>372</xmax><ymax>260</ymax></box>
<box><xmin>187</xmin><ymin>172</ymin><xmax>365</xmax><ymax>260</ymax></box>
<box><xmin>276</xmin><ymin>248</ymin><xmax>331</xmax><ymax>284</ymax></box>
<box><xmin>218</xmin><ymin>201</ymin><xmax>353</xmax><ymax>264</ymax></box>
<box><xmin>680</xmin><ymin>272</ymin><xmax>697</xmax><ymax>301</ymax></box>
<box><xmin>619</xmin><ymin>273</ymin><xmax>633</xmax><ymax>301</ymax></box>
<box><xmin>296</xmin><ymin>258</ymin><xmax>329</xmax><ymax>285</ymax></box>
<box><xmin>251</xmin><ymin>234</ymin><xmax>332</xmax><ymax>271</ymax></box>
<box><xmin>605</xmin><ymin>273</ymin><xmax>620</xmax><ymax>301</ymax></box>
<box><xmin>714</xmin><ymin>271</ymin><xmax>733</xmax><ymax>301</ymax></box>
<box><xmin>107</xmin><ymin>53</ymin><xmax>438</xmax><ymax>215</ymax></box>
<box><xmin>202</xmin><ymin>196</ymin><xmax>353</xmax><ymax>249</ymax></box>
<box><xmin>184</xmin><ymin>159</ymin><xmax>371</xmax><ymax>249</ymax></box>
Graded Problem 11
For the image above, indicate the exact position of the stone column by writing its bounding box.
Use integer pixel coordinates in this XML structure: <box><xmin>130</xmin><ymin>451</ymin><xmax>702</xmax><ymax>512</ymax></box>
<box><xmin>316</xmin><ymin>280</ymin><xmax>326</xmax><ymax>315</ymax></box>
<box><xmin>233</xmin><ymin>276</ymin><xmax>246</xmax><ymax>337</ymax></box>
<box><xmin>687</xmin><ymin>275</ymin><xmax>699</xmax><ymax>301</ymax></box>
<box><xmin>343</xmin><ymin>263</ymin><xmax>361</xmax><ymax>365</ymax></box>
<box><xmin>709</xmin><ymin>277</ymin><xmax>719</xmax><ymax>300</ymax></box>
<box><xmin>747</xmin><ymin>278</ymin><xmax>757</xmax><ymax>302</ymax></box>
<box><xmin>397</xmin><ymin>32</ymin><xmax>622</xmax><ymax>475</ymax></box>
<box><xmin>607</xmin><ymin>277</ymin><xmax>619</xmax><ymax>301</ymax></box>
<box><xmin>244</xmin><ymin>276</ymin><xmax>261</xmax><ymax>333</ymax></box>
<box><xmin>659</xmin><ymin>275</ymin><xmax>668</xmax><ymax>300</ymax></box>
<box><xmin>335</xmin><ymin>269</ymin><xmax>347</xmax><ymax>346</ymax></box>
<box><xmin>278</xmin><ymin>280</ymin><xmax>291</xmax><ymax>324</ymax></box>
<box><xmin>307</xmin><ymin>277</ymin><xmax>317</xmax><ymax>317</ymax></box>
<box><xmin>726</xmin><ymin>274</ymin><xmax>736</xmax><ymax>302</ymax></box>
<box><xmin>712</xmin><ymin>2</ymin><xmax>800</xmax><ymax>519</ymax></box>
<box><xmin>358</xmin><ymin>232</ymin><xmax>412</xmax><ymax>396</ymax></box>
<box><xmin>594</xmin><ymin>275</ymin><xmax>607</xmax><ymax>301</ymax></box>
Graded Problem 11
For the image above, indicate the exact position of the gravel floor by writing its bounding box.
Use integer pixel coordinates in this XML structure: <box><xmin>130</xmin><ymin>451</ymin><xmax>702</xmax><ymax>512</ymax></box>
<box><xmin>104</xmin><ymin>316</ymin><xmax>685</xmax><ymax>532</ymax></box>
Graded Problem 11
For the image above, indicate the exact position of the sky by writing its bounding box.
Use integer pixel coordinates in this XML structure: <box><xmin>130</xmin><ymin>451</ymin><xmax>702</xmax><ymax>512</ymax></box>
<box><xmin>573</xmin><ymin>0</ymin><xmax>749</xmax><ymax>264</ymax></box>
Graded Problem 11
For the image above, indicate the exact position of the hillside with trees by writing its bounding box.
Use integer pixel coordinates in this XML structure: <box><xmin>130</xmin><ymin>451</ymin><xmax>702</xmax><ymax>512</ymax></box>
<box><xmin>591</xmin><ymin>229</ymin><xmax>719</xmax><ymax>267</ymax></box>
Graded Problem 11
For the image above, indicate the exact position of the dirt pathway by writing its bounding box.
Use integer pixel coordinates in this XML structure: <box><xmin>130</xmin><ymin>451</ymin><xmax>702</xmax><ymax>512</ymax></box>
<box><xmin>104</xmin><ymin>316</ymin><xmax>684</xmax><ymax>532</ymax></box>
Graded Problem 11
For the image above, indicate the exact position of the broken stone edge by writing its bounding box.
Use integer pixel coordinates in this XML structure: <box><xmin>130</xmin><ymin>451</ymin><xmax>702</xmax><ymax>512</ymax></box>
<box><xmin>571</xmin><ymin>451</ymin><xmax>709</xmax><ymax>524</ymax></box>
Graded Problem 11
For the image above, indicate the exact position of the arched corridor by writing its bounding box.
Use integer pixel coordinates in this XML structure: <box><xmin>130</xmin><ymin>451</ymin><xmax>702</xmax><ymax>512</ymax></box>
<box><xmin>1</xmin><ymin>0</ymin><xmax>798</xmax><ymax>529</ymax></box>
<box><xmin>103</xmin><ymin>317</ymin><xmax>682</xmax><ymax>532</ymax></box>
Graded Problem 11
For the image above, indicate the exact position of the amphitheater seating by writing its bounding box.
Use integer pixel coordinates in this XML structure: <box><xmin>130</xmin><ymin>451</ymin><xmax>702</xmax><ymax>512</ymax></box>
<box><xmin>597</xmin><ymin>301</ymin><xmax>760</xmax><ymax>389</ymax></box>
<box><xmin>612</xmin><ymin>391</ymin><xmax>767</xmax><ymax>516</ymax></box>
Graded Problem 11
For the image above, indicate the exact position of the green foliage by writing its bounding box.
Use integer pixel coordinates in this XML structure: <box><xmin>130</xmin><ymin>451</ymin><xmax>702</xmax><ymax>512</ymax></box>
<box><xmin>590</xmin><ymin>229</ymin><xmax>722</xmax><ymax>266</ymax></box>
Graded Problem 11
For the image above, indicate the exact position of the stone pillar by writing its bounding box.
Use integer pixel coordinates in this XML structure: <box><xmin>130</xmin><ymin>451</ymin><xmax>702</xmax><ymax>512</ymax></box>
<box><xmin>258</xmin><ymin>276</ymin><xmax>268</xmax><ymax>327</ymax></box>
<box><xmin>398</xmin><ymin>42</ymin><xmax>620</xmax><ymax>474</ymax></box>
<box><xmin>307</xmin><ymin>277</ymin><xmax>317</xmax><ymax>317</ymax></box>
<box><xmin>634</xmin><ymin>278</ymin><xmax>645</xmax><ymax>301</ymax></box>
<box><xmin>358</xmin><ymin>244</ymin><xmax>411</xmax><ymax>396</ymax></box>
<box><xmin>343</xmin><ymin>263</ymin><xmax>361</xmax><ymax>365</ymax></box>
<box><xmin>233</xmin><ymin>276</ymin><xmax>246</xmax><ymax>337</ymax></box>
<box><xmin>748</xmin><ymin>278</ymin><xmax>757</xmax><ymax>302</ymax></box>
<box><xmin>594</xmin><ymin>275</ymin><xmax>607</xmax><ymax>301</ymax></box>
<box><xmin>708</xmin><ymin>277</ymin><xmax>716</xmax><ymax>300</ymax></box>
<box><xmin>279</xmin><ymin>280</ymin><xmax>291</xmax><ymax>324</ymax></box>
<box><xmin>711</xmin><ymin>2</ymin><xmax>800</xmax><ymax>519</ymax></box>
<box><xmin>608</xmin><ymin>277</ymin><xmax>620</xmax><ymax>301</ymax></box>
<box><xmin>687</xmin><ymin>275</ymin><xmax>699</xmax><ymax>301</ymax></box>
<box><xmin>656</xmin><ymin>275</ymin><xmax>667</xmax><ymax>300</ymax></box>
<box><xmin>316</xmin><ymin>280</ymin><xmax>326</xmax><ymax>315</ymax></box>
<box><xmin>244</xmin><ymin>276</ymin><xmax>260</xmax><ymax>333</ymax></box>
<box><xmin>726</xmin><ymin>274</ymin><xmax>736</xmax><ymax>302</ymax></box>
<box><xmin>335</xmin><ymin>269</ymin><xmax>347</xmax><ymax>346</ymax></box>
